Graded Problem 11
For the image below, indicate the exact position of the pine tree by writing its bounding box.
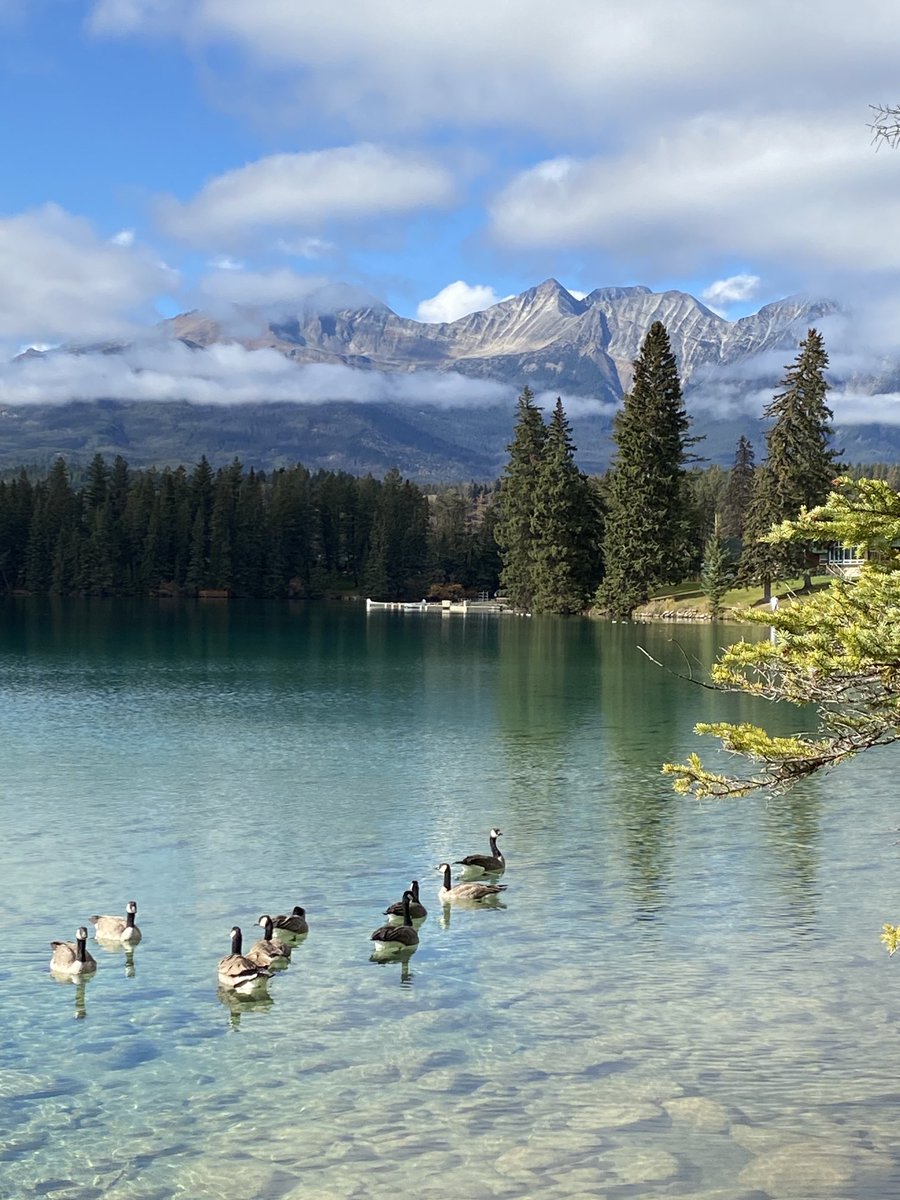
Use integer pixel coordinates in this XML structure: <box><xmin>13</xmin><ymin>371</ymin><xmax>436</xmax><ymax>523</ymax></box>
<box><xmin>721</xmin><ymin>436</ymin><xmax>755</xmax><ymax>540</ymax></box>
<box><xmin>700</xmin><ymin>515</ymin><xmax>734</xmax><ymax>619</ymax></box>
<box><xmin>666</xmin><ymin>477</ymin><xmax>900</xmax><ymax>798</ymax></box>
<box><xmin>766</xmin><ymin>328</ymin><xmax>839</xmax><ymax>513</ymax></box>
<box><xmin>185</xmin><ymin>457</ymin><xmax>214</xmax><ymax>592</ymax></box>
<box><xmin>530</xmin><ymin>398</ymin><xmax>602</xmax><ymax>614</ymax></box>
<box><xmin>738</xmin><ymin>465</ymin><xmax>784</xmax><ymax>602</ymax></box>
<box><xmin>597</xmin><ymin>321</ymin><xmax>693</xmax><ymax>618</ymax></box>
<box><xmin>495</xmin><ymin>387</ymin><xmax>547</xmax><ymax>609</ymax></box>
<box><xmin>739</xmin><ymin>329</ymin><xmax>841</xmax><ymax>594</ymax></box>
<box><xmin>428</xmin><ymin>490</ymin><xmax>469</xmax><ymax>587</ymax></box>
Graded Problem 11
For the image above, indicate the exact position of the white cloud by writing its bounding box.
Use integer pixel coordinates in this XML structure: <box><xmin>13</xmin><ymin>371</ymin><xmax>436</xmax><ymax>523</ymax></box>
<box><xmin>90</xmin><ymin>2</ymin><xmax>900</xmax><ymax>141</ymax></box>
<box><xmin>0</xmin><ymin>339</ymin><xmax>515</xmax><ymax>408</ymax></box>
<box><xmin>208</xmin><ymin>254</ymin><xmax>243</xmax><ymax>271</ymax></box>
<box><xmin>110</xmin><ymin>228</ymin><xmax>135</xmax><ymax>247</ymax></box>
<box><xmin>275</xmin><ymin>236</ymin><xmax>333</xmax><ymax>260</ymax></box>
<box><xmin>701</xmin><ymin>274</ymin><xmax>761</xmax><ymax>312</ymax></box>
<box><xmin>0</xmin><ymin>204</ymin><xmax>175</xmax><ymax>351</ymax></box>
<box><xmin>490</xmin><ymin>115</ymin><xmax>900</xmax><ymax>278</ymax></box>
<box><xmin>416</xmin><ymin>281</ymin><xmax>509</xmax><ymax>324</ymax></box>
<box><xmin>157</xmin><ymin>146</ymin><xmax>455</xmax><ymax>248</ymax></box>
<box><xmin>193</xmin><ymin>268</ymin><xmax>383</xmax><ymax>321</ymax></box>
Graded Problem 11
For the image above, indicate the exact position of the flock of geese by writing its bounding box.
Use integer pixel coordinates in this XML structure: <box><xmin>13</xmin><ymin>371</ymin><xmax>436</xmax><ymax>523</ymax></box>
<box><xmin>49</xmin><ymin>828</ymin><xmax>508</xmax><ymax>999</ymax></box>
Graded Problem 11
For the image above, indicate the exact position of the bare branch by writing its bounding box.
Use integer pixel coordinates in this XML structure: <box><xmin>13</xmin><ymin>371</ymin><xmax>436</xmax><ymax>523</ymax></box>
<box><xmin>870</xmin><ymin>104</ymin><xmax>900</xmax><ymax>150</ymax></box>
<box><xmin>636</xmin><ymin>642</ymin><xmax>719</xmax><ymax>689</ymax></box>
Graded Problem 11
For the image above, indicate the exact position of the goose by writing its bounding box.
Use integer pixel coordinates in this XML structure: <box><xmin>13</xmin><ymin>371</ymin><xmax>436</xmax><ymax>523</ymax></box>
<box><xmin>272</xmin><ymin>905</ymin><xmax>308</xmax><ymax>937</ymax></box>
<box><xmin>246</xmin><ymin>916</ymin><xmax>291</xmax><ymax>968</ymax></box>
<box><xmin>217</xmin><ymin>926</ymin><xmax>273</xmax><ymax>995</ymax></box>
<box><xmin>454</xmin><ymin>828</ymin><xmax>505</xmax><ymax>876</ymax></box>
<box><xmin>50</xmin><ymin>927</ymin><xmax>98</xmax><ymax>976</ymax></box>
<box><xmin>436</xmin><ymin>863</ymin><xmax>508</xmax><ymax>903</ymax></box>
<box><xmin>89</xmin><ymin>900</ymin><xmax>142</xmax><ymax>945</ymax></box>
<box><xmin>383</xmin><ymin>880</ymin><xmax>427</xmax><ymax>921</ymax></box>
<box><xmin>370</xmin><ymin>891</ymin><xmax>419</xmax><ymax>953</ymax></box>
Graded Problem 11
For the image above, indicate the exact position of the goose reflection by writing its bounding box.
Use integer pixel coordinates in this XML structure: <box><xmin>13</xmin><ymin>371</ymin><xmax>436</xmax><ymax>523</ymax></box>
<box><xmin>216</xmin><ymin>986</ymin><xmax>274</xmax><ymax>1031</ymax></box>
<box><xmin>369</xmin><ymin>945</ymin><xmax>417</xmax><ymax>984</ymax></box>
<box><xmin>50</xmin><ymin>972</ymin><xmax>93</xmax><ymax>1019</ymax></box>
<box><xmin>93</xmin><ymin>939</ymin><xmax>138</xmax><ymax>978</ymax></box>
<box><xmin>438</xmin><ymin>894</ymin><xmax>507</xmax><ymax>930</ymax></box>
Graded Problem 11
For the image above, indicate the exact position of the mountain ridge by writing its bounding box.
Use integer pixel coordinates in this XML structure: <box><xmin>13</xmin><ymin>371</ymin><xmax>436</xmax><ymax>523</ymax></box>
<box><xmin>3</xmin><ymin>281</ymin><xmax>893</xmax><ymax>479</ymax></box>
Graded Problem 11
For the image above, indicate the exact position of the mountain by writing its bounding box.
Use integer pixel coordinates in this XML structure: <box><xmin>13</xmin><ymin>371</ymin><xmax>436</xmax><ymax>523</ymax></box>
<box><xmin>3</xmin><ymin>281</ymin><xmax>892</xmax><ymax>479</ymax></box>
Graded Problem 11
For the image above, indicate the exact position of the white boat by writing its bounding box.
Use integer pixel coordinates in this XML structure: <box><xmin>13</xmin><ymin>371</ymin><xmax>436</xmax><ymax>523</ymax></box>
<box><xmin>365</xmin><ymin>598</ymin><xmax>428</xmax><ymax>611</ymax></box>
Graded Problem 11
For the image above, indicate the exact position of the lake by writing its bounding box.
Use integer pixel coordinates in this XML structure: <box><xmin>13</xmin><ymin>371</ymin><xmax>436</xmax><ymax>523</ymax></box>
<box><xmin>1</xmin><ymin>599</ymin><xmax>898</xmax><ymax>1199</ymax></box>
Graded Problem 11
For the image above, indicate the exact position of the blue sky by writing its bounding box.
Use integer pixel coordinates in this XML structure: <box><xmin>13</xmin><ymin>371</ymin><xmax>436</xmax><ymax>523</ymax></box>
<box><xmin>3</xmin><ymin>1</ymin><xmax>900</xmax><ymax>369</ymax></box>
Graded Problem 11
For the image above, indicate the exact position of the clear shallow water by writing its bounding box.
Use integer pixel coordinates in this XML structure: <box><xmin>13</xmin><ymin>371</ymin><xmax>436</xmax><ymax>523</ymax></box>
<box><xmin>1</xmin><ymin>599</ymin><xmax>899</xmax><ymax>1199</ymax></box>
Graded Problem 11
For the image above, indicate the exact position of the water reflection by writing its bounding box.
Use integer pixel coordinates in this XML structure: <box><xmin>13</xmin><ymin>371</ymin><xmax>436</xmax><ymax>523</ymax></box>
<box><xmin>369</xmin><ymin>946</ymin><xmax>417</xmax><ymax>983</ymax></box>
<box><xmin>50</xmin><ymin>973</ymin><xmax>92</xmax><ymax>1019</ymax></box>
<box><xmin>761</xmin><ymin>787</ymin><xmax>823</xmax><ymax>933</ymax></box>
<box><xmin>495</xmin><ymin>618</ymin><xmax>595</xmax><ymax>790</ymax></box>
<box><xmin>438</xmin><ymin>898</ymin><xmax>507</xmax><ymax>929</ymax></box>
<box><xmin>216</xmin><ymin>987</ymin><xmax>275</xmax><ymax>1031</ymax></box>
<box><xmin>93</xmin><ymin>940</ymin><xmax>138</xmax><ymax>978</ymax></box>
<box><xmin>4</xmin><ymin>602</ymin><xmax>897</xmax><ymax>1200</ymax></box>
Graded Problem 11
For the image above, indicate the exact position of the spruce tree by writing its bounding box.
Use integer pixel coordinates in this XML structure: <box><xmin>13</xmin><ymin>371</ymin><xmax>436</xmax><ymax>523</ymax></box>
<box><xmin>739</xmin><ymin>328</ymin><xmax>840</xmax><ymax>594</ymax></box>
<box><xmin>721</xmin><ymin>436</ymin><xmax>755</xmax><ymax>540</ymax></box>
<box><xmin>530</xmin><ymin>398</ymin><xmax>602</xmax><ymax>614</ymax></box>
<box><xmin>700</xmin><ymin>515</ymin><xmax>734</xmax><ymax>619</ymax></box>
<box><xmin>495</xmin><ymin>386</ymin><xmax>547</xmax><ymax>609</ymax></box>
<box><xmin>597</xmin><ymin>321</ymin><xmax>693</xmax><ymax>618</ymax></box>
<box><xmin>765</xmin><ymin>328</ymin><xmax>839</xmax><ymax>514</ymax></box>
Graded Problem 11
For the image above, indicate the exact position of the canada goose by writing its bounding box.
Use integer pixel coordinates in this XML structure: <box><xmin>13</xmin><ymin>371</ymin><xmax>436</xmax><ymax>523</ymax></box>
<box><xmin>89</xmin><ymin>900</ymin><xmax>142</xmax><ymax>944</ymax></box>
<box><xmin>383</xmin><ymin>879</ymin><xmax>427</xmax><ymax>921</ymax></box>
<box><xmin>218</xmin><ymin>927</ymin><xmax>273</xmax><ymax>995</ymax></box>
<box><xmin>370</xmin><ymin>891</ymin><xmax>419</xmax><ymax>952</ymax></box>
<box><xmin>436</xmin><ymin>863</ymin><xmax>508</xmax><ymax>902</ymax></box>
<box><xmin>272</xmin><ymin>905</ymin><xmax>308</xmax><ymax>937</ymax></box>
<box><xmin>246</xmin><ymin>916</ymin><xmax>291</xmax><ymax>968</ymax></box>
<box><xmin>454</xmin><ymin>828</ymin><xmax>505</xmax><ymax>875</ymax></box>
<box><xmin>50</xmin><ymin>927</ymin><xmax>97</xmax><ymax>976</ymax></box>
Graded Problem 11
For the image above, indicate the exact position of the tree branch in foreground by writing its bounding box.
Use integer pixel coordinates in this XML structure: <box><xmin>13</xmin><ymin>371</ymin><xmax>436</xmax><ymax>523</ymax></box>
<box><xmin>663</xmin><ymin>479</ymin><xmax>900</xmax><ymax>797</ymax></box>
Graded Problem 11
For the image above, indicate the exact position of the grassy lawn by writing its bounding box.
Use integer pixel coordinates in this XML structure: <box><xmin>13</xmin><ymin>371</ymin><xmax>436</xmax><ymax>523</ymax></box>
<box><xmin>641</xmin><ymin>574</ymin><xmax>833</xmax><ymax>618</ymax></box>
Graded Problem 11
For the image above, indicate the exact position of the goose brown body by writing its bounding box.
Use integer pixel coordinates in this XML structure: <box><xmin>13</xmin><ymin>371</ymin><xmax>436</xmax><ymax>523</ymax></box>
<box><xmin>437</xmin><ymin>863</ymin><xmax>508</xmax><ymax>902</ymax></box>
<box><xmin>90</xmin><ymin>900</ymin><xmax>142</xmax><ymax>944</ymax></box>
<box><xmin>246</xmin><ymin>916</ymin><xmax>291</xmax><ymax>968</ymax></box>
<box><xmin>383</xmin><ymin>880</ymin><xmax>427</xmax><ymax>920</ymax></box>
<box><xmin>371</xmin><ymin>891</ymin><xmax>419</xmax><ymax>951</ymax></box>
<box><xmin>50</xmin><ymin>927</ymin><xmax>97</xmax><ymax>976</ymax></box>
<box><xmin>272</xmin><ymin>905</ymin><xmax>308</xmax><ymax>937</ymax></box>
<box><xmin>218</xmin><ymin>926</ymin><xmax>273</xmax><ymax>994</ymax></box>
<box><xmin>454</xmin><ymin>828</ymin><xmax>505</xmax><ymax>875</ymax></box>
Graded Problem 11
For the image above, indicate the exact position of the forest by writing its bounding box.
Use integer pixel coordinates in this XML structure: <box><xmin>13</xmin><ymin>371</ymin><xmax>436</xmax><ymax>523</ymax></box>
<box><xmin>1</xmin><ymin>323</ymin><xmax>895</xmax><ymax>611</ymax></box>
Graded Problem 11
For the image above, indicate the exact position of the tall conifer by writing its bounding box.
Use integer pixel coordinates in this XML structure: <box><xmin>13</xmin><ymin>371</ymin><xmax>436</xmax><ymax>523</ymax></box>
<box><xmin>740</xmin><ymin>329</ymin><xmax>840</xmax><ymax>594</ymax></box>
<box><xmin>721</xmin><ymin>436</ymin><xmax>755</xmax><ymax>540</ymax></box>
<box><xmin>598</xmin><ymin>321</ymin><xmax>693</xmax><ymax>618</ymax></box>
<box><xmin>495</xmin><ymin>386</ymin><xmax>547</xmax><ymax>609</ymax></box>
<box><xmin>530</xmin><ymin>398</ymin><xmax>602</xmax><ymax>614</ymax></box>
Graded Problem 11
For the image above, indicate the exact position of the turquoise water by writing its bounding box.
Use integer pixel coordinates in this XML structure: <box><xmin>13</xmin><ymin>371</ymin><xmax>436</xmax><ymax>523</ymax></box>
<box><xmin>1</xmin><ymin>599</ymin><xmax>899</xmax><ymax>1199</ymax></box>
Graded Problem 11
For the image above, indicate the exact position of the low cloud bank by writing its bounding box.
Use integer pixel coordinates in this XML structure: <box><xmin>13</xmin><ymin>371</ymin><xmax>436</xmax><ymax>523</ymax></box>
<box><xmin>0</xmin><ymin>339</ymin><xmax>516</xmax><ymax>409</ymax></box>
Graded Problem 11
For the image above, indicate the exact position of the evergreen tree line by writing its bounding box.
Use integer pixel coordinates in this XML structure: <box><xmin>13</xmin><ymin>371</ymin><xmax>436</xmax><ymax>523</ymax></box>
<box><xmin>0</xmin><ymin>457</ymin><xmax>501</xmax><ymax>599</ymax></box>
<box><xmin>0</xmin><ymin>324</ymin><xmax>853</xmax><ymax>614</ymax></box>
<box><xmin>495</xmin><ymin>322</ymin><xmax>845</xmax><ymax>617</ymax></box>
